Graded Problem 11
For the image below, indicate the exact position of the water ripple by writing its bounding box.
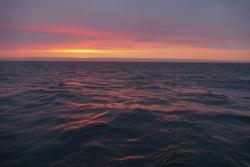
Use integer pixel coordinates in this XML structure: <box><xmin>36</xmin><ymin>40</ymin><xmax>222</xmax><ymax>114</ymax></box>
<box><xmin>0</xmin><ymin>62</ymin><xmax>250</xmax><ymax>167</ymax></box>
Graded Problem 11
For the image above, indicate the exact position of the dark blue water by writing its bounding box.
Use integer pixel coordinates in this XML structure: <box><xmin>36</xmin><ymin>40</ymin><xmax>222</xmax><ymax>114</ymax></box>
<box><xmin>0</xmin><ymin>61</ymin><xmax>250</xmax><ymax>167</ymax></box>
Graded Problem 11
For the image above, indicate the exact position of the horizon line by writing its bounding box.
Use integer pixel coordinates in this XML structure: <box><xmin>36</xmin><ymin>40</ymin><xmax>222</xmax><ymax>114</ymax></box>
<box><xmin>0</xmin><ymin>57</ymin><xmax>250</xmax><ymax>63</ymax></box>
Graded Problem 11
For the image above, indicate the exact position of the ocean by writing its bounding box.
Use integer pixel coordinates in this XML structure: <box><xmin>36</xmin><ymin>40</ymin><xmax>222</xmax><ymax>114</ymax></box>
<box><xmin>0</xmin><ymin>61</ymin><xmax>249</xmax><ymax>167</ymax></box>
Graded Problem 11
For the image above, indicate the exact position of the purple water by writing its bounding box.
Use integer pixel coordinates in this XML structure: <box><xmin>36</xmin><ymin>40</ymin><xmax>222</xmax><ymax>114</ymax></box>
<box><xmin>0</xmin><ymin>61</ymin><xmax>250</xmax><ymax>167</ymax></box>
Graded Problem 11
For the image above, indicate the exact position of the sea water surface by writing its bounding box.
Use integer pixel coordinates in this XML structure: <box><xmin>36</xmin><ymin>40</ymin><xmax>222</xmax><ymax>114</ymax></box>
<box><xmin>0</xmin><ymin>61</ymin><xmax>250</xmax><ymax>167</ymax></box>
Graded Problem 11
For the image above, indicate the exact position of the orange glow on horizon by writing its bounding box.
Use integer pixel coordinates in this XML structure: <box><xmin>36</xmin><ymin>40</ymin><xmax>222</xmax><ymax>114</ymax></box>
<box><xmin>47</xmin><ymin>49</ymin><xmax>132</xmax><ymax>53</ymax></box>
<box><xmin>1</xmin><ymin>23</ymin><xmax>249</xmax><ymax>61</ymax></box>
<box><xmin>1</xmin><ymin>45</ymin><xmax>250</xmax><ymax>62</ymax></box>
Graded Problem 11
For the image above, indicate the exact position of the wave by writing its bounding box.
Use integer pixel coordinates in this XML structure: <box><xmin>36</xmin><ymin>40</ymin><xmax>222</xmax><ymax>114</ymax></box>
<box><xmin>0</xmin><ymin>62</ymin><xmax>250</xmax><ymax>167</ymax></box>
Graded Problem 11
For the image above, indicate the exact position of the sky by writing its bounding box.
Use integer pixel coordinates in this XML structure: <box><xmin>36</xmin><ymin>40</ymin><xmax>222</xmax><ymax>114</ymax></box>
<box><xmin>0</xmin><ymin>0</ymin><xmax>250</xmax><ymax>61</ymax></box>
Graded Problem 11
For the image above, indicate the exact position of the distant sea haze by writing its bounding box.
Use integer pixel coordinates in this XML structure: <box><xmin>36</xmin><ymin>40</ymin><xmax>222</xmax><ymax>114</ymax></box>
<box><xmin>0</xmin><ymin>61</ymin><xmax>250</xmax><ymax>167</ymax></box>
<box><xmin>1</xmin><ymin>57</ymin><xmax>250</xmax><ymax>63</ymax></box>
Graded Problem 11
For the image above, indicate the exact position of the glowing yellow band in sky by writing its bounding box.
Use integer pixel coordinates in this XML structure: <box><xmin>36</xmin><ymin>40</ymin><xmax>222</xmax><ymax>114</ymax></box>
<box><xmin>47</xmin><ymin>49</ymin><xmax>131</xmax><ymax>53</ymax></box>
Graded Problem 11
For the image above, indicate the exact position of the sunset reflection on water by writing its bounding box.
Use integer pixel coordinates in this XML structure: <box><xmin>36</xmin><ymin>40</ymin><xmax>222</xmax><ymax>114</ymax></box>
<box><xmin>0</xmin><ymin>62</ymin><xmax>250</xmax><ymax>167</ymax></box>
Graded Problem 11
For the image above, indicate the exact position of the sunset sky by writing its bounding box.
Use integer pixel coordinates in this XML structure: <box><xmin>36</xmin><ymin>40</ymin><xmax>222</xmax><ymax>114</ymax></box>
<box><xmin>1</xmin><ymin>0</ymin><xmax>250</xmax><ymax>61</ymax></box>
